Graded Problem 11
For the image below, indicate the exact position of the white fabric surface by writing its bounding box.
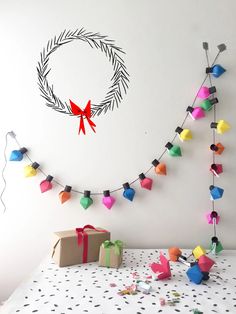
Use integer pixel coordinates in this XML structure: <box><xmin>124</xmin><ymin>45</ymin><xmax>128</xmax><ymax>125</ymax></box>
<box><xmin>1</xmin><ymin>249</ymin><xmax>236</xmax><ymax>314</ymax></box>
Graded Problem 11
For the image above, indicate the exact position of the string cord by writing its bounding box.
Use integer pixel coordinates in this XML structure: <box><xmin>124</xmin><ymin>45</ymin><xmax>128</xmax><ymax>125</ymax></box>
<box><xmin>205</xmin><ymin>46</ymin><xmax>218</xmax><ymax>239</ymax></box>
<box><xmin>0</xmin><ymin>47</ymin><xmax>224</xmax><ymax>206</ymax></box>
<box><xmin>1</xmin><ymin>133</ymin><xmax>12</xmax><ymax>213</ymax></box>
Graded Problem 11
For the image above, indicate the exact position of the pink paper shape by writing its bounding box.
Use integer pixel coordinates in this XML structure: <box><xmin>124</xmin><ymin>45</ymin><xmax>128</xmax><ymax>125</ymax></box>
<box><xmin>150</xmin><ymin>253</ymin><xmax>171</xmax><ymax>280</ymax></box>
<box><xmin>191</xmin><ymin>107</ymin><xmax>205</xmax><ymax>120</ymax></box>
<box><xmin>198</xmin><ymin>255</ymin><xmax>215</xmax><ymax>272</ymax></box>
<box><xmin>197</xmin><ymin>86</ymin><xmax>210</xmax><ymax>99</ymax></box>
<box><xmin>206</xmin><ymin>212</ymin><xmax>220</xmax><ymax>224</ymax></box>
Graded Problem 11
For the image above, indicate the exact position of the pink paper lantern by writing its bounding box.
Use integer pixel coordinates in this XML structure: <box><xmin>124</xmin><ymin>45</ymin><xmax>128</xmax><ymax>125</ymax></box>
<box><xmin>187</xmin><ymin>106</ymin><xmax>205</xmax><ymax>120</ymax></box>
<box><xmin>206</xmin><ymin>211</ymin><xmax>220</xmax><ymax>224</ymax></box>
<box><xmin>197</xmin><ymin>86</ymin><xmax>216</xmax><ymax>99</ymax></box>
<box><xmin>139</xmin><ymin>173</ymin><xmax>153</xmax><ymax>190</ymax></box>
<box><xmin>198</xmin><ymin>255</ymin><xmax>215</xmax><ymax>272</ymax></box>
<box><xmin>102</xmin><ymin>190</ymin><xmax>116</xmax><ymax>209</ymax></box>
<box><xmin>40</xmin><ymin>175</ymin><xmax>53</xmax><ymax>193</ymax></box>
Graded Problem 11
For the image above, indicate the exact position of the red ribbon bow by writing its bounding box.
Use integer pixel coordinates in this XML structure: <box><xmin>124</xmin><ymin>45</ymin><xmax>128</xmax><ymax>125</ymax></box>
<box><xmin>70</xmin><ymin>100</ymin><xmax>96</xmax><ymax>135</ymax></box>
<box><xmin>75</xmin><ymin>225</ymin><xmax>107</xmax><ymax>263</ymax></box>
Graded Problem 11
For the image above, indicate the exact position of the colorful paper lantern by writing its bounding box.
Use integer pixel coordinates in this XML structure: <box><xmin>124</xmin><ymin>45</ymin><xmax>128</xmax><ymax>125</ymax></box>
<box><xmin>197</xmin><ymin>86</ymin><xmax>216</xmax><ymax>99</ymax></box>
<box><xmin>186</xmin><ymin>264</ymin><xmax>204</xmax><ymax>284</ymax></box>
<box><xmin>186</xmin><ymin>106</ymin><xmax>205</xmax><ymax>120</ymax></box>
<box><xmin>175</xmin><ymin>127</ymin><xmax>193</xmax><ymax>141</ymax></box>
<box><xmin>152</xmin><ymin>159</ymin><xmax>167</xmax><ymax>175</ymax></box>
<box><xmin>199</xmin><ymin>98</ymin><xmax>218</xmax><ymax>111</ymax></box>
<box><xmin>80</xmin><ymin>190</ymin><xmax>93</xmax><ymax>209</ymax></box>
<box><xmin>40</xmin><ymin>175</ymin><xmax>53</xmax><ymax>193</ymax></box>
<box><xmin>9</xmin><ymin>147</ymin><xmax>27</xmax><ymax>161</ymax></box>
<box><xmin>150</xmin><ymin>252</ymin><xmax>171</xmax><ymax>280</ymax></box>
<box><xmin>24</xmin><ymin>162</ymin><xmax>40</xmax><ymax>177</ymax></box>
<box><xmin>210</xmin><ymin>236</ymin><xmax>223</xmax><ymax>254</ymax></box>
<box><xmin>192</xmin><ymin>246</ymin><xmax>206</xmax><ymax>260</ymax></box>
<box><xmin>139</xmin><ymin>173</ymin><xmax>153</xmax><ymax>190</ymax></box>
<box><xmin>206</xmin><ymin>211</ymin><xmax>220</xmax><ymax>224</ymax></box>
<box><xmin>210</xmin><ymin>143</ymin><xmax>225</xmax><ymax>155</ymax></box>
<box><xmin>165</xmin><ymin>142</ymin><xmax>182</xmax><ymax>157</ymax></box>
<box><xmin>209</xmin><ymin>185</ymin><xmax>224</xmax><ymax>200</ymax></box>
<box><xmin>59</xmin><ymin>185</ymin><xmax>72</xmax><ymax>204</ymax></box>
<box><xmin>210</xmin><ymin>164</ymin><xmax>223</xmax><ymax>177</ymax></box>
<box><xmin>211</xmin><ymin>120</ymin><xmax>231</xmax><ymax>134</ymax></box>
<box><xmin>168</xmin><ymin>247</ymin><xmax>190</xmax><ymax>266</ymax></box>
<box><xmin>168</xmin><ymin>247</ymin><xmax>182</xmax><ymax>262</ymax></box>
<box><xmin>123</xmin><ymin>182</ymin><xmax>135</xmax><ymax>201</ymax></box>
<box><xmin>206</xmin><ymin>64</ymin><xmax>226</xmax><ymax>78</ymax></box>
<box><xmin>198</xmin><ymin>255</ymin><xmax>215</xmax><ymax>272</ymax></box>
<box><xmin>102</xmin><ymin>190</ymin><xmax>115</xmax><ymax>209</ymax></box>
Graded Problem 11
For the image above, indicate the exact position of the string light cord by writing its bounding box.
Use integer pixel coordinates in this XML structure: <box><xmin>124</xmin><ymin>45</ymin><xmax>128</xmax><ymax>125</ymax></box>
<box><xmin>1</xmin><ymin>45</ymin><xmax>225</xmax><ymax>202</ymax></box>
<box><xmin>204</xmin><ymin>43</ymin><xmax>219</xmax><ymax>239</ymax></box>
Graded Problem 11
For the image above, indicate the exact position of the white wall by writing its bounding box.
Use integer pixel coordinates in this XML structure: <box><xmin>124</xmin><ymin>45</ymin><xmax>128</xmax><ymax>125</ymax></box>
<box><xmin>0</xmin><ymin>0</ymin><xmax>236</xmax><ymax>302</ymax></box>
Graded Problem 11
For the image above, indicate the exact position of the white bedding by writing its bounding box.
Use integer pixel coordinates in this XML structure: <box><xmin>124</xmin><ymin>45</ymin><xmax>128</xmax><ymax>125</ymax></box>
<box><xmin>1</xmin><ymin>249</ymin><xmax>236</xmax><ymax>314</ymax></box>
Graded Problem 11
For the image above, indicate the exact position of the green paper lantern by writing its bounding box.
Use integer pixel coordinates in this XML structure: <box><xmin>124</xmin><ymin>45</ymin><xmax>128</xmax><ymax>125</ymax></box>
<box><xmin>200</xmin><ymin>99</ymin><xmax>212</xmax><ymax>111</ymax></box>
<box><xmin>80</xmin><ymin>190</ymin><xmax>93</xmax><ymax>209</ymax></box>
<box><xmin>165</xmin><ymin>142</ymin><xmax>182</xmax><ymax>157</ymax></box>
<box><xmin>210</xmin><ymin>237</ymin><xmax>223</xmax><ymax>254</ymax></box>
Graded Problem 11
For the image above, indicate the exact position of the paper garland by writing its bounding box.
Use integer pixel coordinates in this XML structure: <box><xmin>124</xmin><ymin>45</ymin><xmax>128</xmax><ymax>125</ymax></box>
<box><xmin>1</xmin><ymin>43</ymin><xmax>230</xmax><ymax>252</ymax></box>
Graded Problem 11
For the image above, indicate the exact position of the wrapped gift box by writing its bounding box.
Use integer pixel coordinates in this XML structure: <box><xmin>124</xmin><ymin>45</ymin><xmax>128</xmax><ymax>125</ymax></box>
<box><xmin>99</xmin><ymin>240</ymin><xmax>123</xmax><ymax>268</ymax></box>
<box><xmin>52</xmin><ymin>225</ymin><xmax>110</xmax><ymax>267</ymax></box>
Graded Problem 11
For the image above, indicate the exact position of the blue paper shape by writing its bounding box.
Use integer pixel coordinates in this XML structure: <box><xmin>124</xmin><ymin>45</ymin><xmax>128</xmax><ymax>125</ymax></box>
<box><xmin>123</xmin><ymin>188</ymin><xmax>135</xmax><ymax>201</ymax></box>
<box><xmin>186</xmin><ymin>264</ymin><xmax>203</xmax><ymax>284</ymax></box>
<box><xmin>9</xmin><ymin>150</ymin><xmax>24</xmax><ymax>161</ymax></box>
<box><xmin>212</xmin><ymin>64</ymin><xmax>226</xmax><ymax>78</ymax></box>
<box><xmin>210</xmin><ymin>186</ymin><xmax>224</xmax><ymax>200</ymax></box>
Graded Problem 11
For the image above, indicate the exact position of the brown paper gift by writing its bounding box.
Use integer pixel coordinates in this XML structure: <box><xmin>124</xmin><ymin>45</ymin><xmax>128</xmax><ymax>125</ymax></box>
<box><xmin>52</xmin><ymin>225</ymin><xmax>110</xmax><ymax>267</ymax></box>
<box><xmin>99</xmin><ymin>240</ymin><xmax>123</xmax><ymax>268</ymax></box>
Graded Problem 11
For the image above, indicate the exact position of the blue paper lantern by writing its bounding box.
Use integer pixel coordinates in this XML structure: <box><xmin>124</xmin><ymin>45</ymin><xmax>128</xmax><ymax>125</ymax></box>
<box><xmin>9</xmin><ymin>147</ymin><xmax>28</xmax><ymax>161</ymax></box>
<box><xmin>186</xmin><ymin>264</ymin><xmax>203</xmax><ymax>284</ymax></box>
<box><xmin>209</xmin><ymin>185</ymin><xmax>224</xmax><ymax>200</ymax></box>
<box><xmin>123</xmin><ymin>182</ymin><xmax>135</xmax><ymax>201</ymax></box>
<box><xmin>212</xmin><ymin>65</ymin><xmax>226</xmax><ymax>78</ymax></box>
<box><xmin>206</xmin><ymin>64</ymin><xmax>226</xmax><ymax>78</ymax></box>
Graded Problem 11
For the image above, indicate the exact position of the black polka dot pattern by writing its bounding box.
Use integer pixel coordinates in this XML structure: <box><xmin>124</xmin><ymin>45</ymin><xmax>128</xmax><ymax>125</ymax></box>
<box><xmin>1</xmin><ymin>250</ymin><xmax>236</xmax><ymax>313</ymax></box>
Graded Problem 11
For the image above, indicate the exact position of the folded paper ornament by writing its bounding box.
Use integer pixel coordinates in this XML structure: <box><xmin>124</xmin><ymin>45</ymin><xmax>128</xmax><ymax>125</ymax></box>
<box><xmin>192</xmin><ymin>246</ymin><xmax>206</xmax><ymax>260</ymax></box>
<box><xmin>150</xmin><ymin>252</ymin><xmax>171</xmax><ymax>280</ymax></box>
<box><xmin>209</xmin><ymin>185</ymin><xmax>224</xmax><ymax>200</ymax></box>
<box><xmin>40</xmin><ymin>175</ymin><xmax>53</xmax><ymax>193</ymax></box>
<box><xmin>187</xmin><ymin>106</ymin><xmax>205</xmax><ymax>120</ymax></box>
<box><xmin>152</xmin><ymin>159</ymin><xmax>167</xmax><ymax>175</ymax></box>
<box><xmin>165</xmin><ymin>142</ymin><xmax>182</xmax><ymax>157</ymax></box>
<box><xmin>210</xmin><ymin>143</ymin><xmax>225</xmax><ymax>155</ymax></box>
<box><xmin>210</xmin><ymin>164</ymin><xmax>223</xmax><ymax>177</ymax></box>
<box><xmin>186</xmin><ymin>264</ymin><xmax>203</xmax><ymax>284</ymax></box>
<box><xmin>175</xmin><ymin>127</ymin><xmax>193</xmax><ymax>141</ymax></box>
<box><xmin>197</xmin><ymin>86</ymin><xmax>216</xmax><ymax>99</ymax></box>
<box><xmin>211</xmin><ymin>120</ymin><xmax>231</xmax><ymax>134</ymax></box>
<box><xmin>102</xmin><ymin>190</ymin><xmax>115</xmax><ymax>209</ymax></box>
<box><xmin>139</xmin><ymin>173</ymin><xmax>153</xmax><ymax>190</ymax></box>
<box><xmin>168</xmin><ymin>247</ymin><xmax>182</xmax><ymax>262</ymax></box>
<box><xmin>168</xmin><ymin>247</ymin><xmax>190</xmax><ymax>266</ymax></box>
<box><xmin>199</xmin><ymin>98</ymin><xmax>218</xmax><ymax>111</ymax></box>
<box><xmin>59</xmin><ymin>185</ymin><xmax>72</xmax><ymax>204</ymax></box>
<box><xmin>198</xmin><ymin>255</ymin><xmax>215</xmax><ymax>272</ymax></box>
<box><xmin>123</xmin><ymin>182</ymin><xmax>135</xmax><ymax>201</ymax></box>
<box><xmin>24</xmin><ymin>162</ymin><xmax>40</xmax><ymax>177</ymax></box>
<box><xmin>206</xmin><ymin>211</ymin><xmax>220</xmax><ymax>224</ymax></box>
<box><xmin>80</xmin><ymin>190</ymin><xmax>93</xmax><ymax>209</ymax></box>
<box><xmin>206</xmin><ymin>64</ymin><xmax>226</xmax><ymax>78</ymax></box>
<box><xmin>9</xmin><ymin>147</ymin><xmax>28</xmax><ymax>161</ymax></box>
<box><xmin>210</xmin><ymin>236</ymin><xmax>223</xmax><ymax>254</ymax></box>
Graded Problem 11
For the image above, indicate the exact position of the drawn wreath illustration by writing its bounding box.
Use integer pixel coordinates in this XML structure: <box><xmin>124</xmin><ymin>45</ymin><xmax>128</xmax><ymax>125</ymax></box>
<box><xmin>37</xmin><ymin>28</ymin><xmax>129</xmax><ymax>134</ymax></box>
